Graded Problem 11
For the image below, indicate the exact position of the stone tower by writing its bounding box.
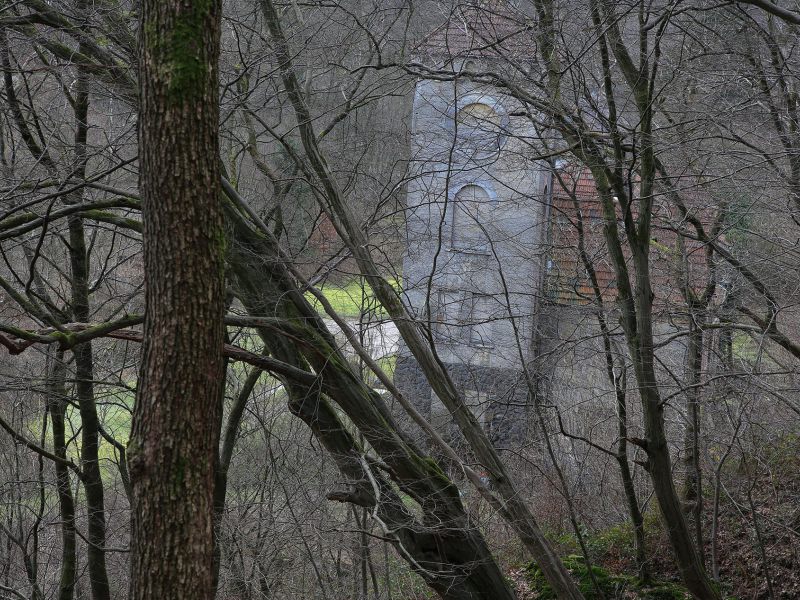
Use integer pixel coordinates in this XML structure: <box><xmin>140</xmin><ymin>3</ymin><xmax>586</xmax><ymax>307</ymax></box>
<box><xmin>393</xmin><ymin>2</ymin><xmax>550</xmax><ymax>445</ymax></box>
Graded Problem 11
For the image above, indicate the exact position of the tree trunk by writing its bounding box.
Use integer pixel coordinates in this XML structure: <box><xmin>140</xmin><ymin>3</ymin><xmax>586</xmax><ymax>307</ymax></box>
<box><xmin>256</xmin><ymin>4</ymin><xmax>582</xmax><ymax>596</ymax></box>
<box><xmin>629</xmin><ymin>248</ymin><xmax>718</xmax><ymax>600</ymax></box>
<box><xmin>67</xmin><ymin>28</ymin><xmax>111</xmax><ymax>596</ymax></box>
<box><xmin>68</xmin><ymin>226</ymin><xmax>110</xmax><ymax>600</ymax></box>
<box><xmin>129</xmin><ymin>1</ymin><xmax>225</xmax><ymax>598</ymax></box>
<box><xmin>225</xmin><ymin>202</ymin><xmax>517</xmax><ymax>600</ymax></box>
<box><xmin>47</xmin><ymin>350</ymin><xmax>77</xmax><ymax>600</ymax></box>
<box><xmin>211</xmin><ymin>358</ymin><xmax>261</xmax><ymax>595</ymax></box>
<box><xmin>570</xmin><ymin>189</ymin><xmax>650</xmax><ymax>582</ymax></box>
<box><xmin>610</xmin><ymin>356</ymin><xmax>648</xmax><ymax>582</ymax></box>
<box><xmin>683</xmin><ymin>318</ymin><xmax>705</xmax><ymax>563</ymax></box>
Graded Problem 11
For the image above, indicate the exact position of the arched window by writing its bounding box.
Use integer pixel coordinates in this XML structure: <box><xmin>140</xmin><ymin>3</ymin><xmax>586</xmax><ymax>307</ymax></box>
<box><xmin>451</xmin><ymin>184</ymin><xmax>491</xmax><ymax>251</ymax></box>
<box><xmin>456</xmin><ymin>102</ymin><xmax>502</xmax><ymax>161</ymax></box>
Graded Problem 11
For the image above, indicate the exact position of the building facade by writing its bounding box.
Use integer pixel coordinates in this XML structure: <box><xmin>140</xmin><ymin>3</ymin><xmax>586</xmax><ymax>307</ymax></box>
<box><xmin>393</xmin><ymin>22</ymin><xmax>551</xmax><ymax>443</ymax></box>
<box><xmin>392</xmin><ymin>1</ymin><xmax>716</xmax><ymax>460</ymax></box>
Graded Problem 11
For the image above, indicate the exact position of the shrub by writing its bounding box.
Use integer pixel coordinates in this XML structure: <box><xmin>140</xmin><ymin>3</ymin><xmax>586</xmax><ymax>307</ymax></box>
<box><xmin>525</xmin><ymin>555</ymin><xmax>689</xmax><ymax>599</ymax></box>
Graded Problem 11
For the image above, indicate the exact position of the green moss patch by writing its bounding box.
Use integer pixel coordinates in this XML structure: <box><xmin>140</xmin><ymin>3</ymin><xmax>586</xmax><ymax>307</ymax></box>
<box><xmin>525</xmin><ymin>555</ymin><xmax>689</xmax><ymax>599</ymax></box>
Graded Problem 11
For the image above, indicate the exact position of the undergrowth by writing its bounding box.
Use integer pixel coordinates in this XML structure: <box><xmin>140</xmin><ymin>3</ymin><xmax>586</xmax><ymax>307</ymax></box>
<box><xmin>525</xmin><ymin>554</ymin><xmax>690</xmax><ymax>599</ymax></box>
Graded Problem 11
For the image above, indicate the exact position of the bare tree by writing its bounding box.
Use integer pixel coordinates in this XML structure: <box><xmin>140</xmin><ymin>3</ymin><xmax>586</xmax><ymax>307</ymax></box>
<box><xmin>0</xmin><ymin>1</ymin><xmax>798</xmax><ymax>599</ymax></box>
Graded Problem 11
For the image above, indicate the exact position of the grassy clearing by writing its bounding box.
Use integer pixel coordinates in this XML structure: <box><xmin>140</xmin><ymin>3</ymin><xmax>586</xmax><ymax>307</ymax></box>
<box><xmin>305</xmin><ymin>278</ymin><xmax>401</xmax><ymax>319</ymax></box>
<box><xmin>376</xmin><ymin>354</ymin><xmax>397</xmax><ymax>380</ymax></box>
<box><xmin>19</xmin><ymin>277</ymin><xmax>402</xmax><ymax>483</ymax></box>
<box><xmin>732</xmin><ymin>331</ymin><xmax>761</xmax><ymax>362</ymax></box>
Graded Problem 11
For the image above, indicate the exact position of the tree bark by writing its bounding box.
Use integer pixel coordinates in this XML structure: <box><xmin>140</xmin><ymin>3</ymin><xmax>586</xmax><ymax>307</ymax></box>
<box><xmin>68</xmin><ymin>17</ymin><xmax>111</xmax><ymax>594</ymax></box>
<box><xmin>129</xmin><ymin>1</ymin><xmax>225</xmax><ymax>598</ymax></box>
<box><xmin>46</xmin><ymin>350</ymin><xmax>77</xmax><ymax>600</ymax></box>
<box><xmin>683</xmin><ymin>317</ymin><xmax>705</xmax><ymax>563</ymax></box>
<box><xmin>256</xmin><ymin>3</ymin><xmax>582</xmax><ymax>596</ymax></box>
<box><xmin>225</xmin><ymin>200</ymin><xmax>518</xmax><ymax>600</ymax></box>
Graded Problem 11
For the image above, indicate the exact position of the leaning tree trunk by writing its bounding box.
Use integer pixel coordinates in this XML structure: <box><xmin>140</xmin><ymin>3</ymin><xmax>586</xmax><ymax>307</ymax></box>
<box><xmin>257</xmin><ymin>4</ymin><xmax>582</xmax><ymax>596</ymax></box>
<box><xmin>129</xmin><ymin>1</ymin><xmax>225</xmax><ymax>599</ymax></box>
<box><xmin>224</xmin><ymin>201</ymin><xmax>518</xmax><ymax>600</ymax></box>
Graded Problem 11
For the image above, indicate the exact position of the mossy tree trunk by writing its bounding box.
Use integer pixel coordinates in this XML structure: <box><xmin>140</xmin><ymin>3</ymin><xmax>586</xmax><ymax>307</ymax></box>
<box><xmin>224</xmin><ymin>200</ymin><xmax>517</xmax><ymax>600</ymax></box>
<box><xmin>129</xmin><ymin>1</ymin><xmax>226</xmax><ymax>599</ymax></box>
<box><xmin>256</xmin><ymin>2</ymin><xmax>583</xmax><ymax>596</ymax></box>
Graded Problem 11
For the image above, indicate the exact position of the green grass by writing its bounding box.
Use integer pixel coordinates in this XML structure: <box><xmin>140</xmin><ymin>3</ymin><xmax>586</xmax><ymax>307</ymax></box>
<box><xmin>21</xmin><ymin>387</ymin><xmax>132</xmax><ymax>462</ymax></box>
<box><xmin>305</xmin><ymin>278</ymin><xmax>401</xmax><ymax>319</ymax></box>
<box><xmin>66</xmin><ymin>385</ymin><xmax>133</xmax><ymax>468</ymax></box>
<box><xmin>376</xmin><ymin>354</ymin><xmax>397</xmax><ymax>380</ymax></box>
<box><xmin>13</xmin><ymin>386</ymin><xmax>134</xmax><ymax>490</ymax></box>
<box><xmin>732</xmin><ymin>331</ymin><xmax>761</xmax><ymax>363</ymax></box>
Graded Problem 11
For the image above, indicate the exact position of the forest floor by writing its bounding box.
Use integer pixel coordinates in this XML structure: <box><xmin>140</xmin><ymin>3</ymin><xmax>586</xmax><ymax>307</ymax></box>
<box><xmin>511</xmin><ymin>435</ymin><xmax>800</xmax><ymax>599</ymax></box>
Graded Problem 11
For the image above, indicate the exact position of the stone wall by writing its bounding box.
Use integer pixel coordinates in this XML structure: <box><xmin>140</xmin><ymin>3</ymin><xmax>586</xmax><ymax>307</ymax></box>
<box><xmin>394</xmin><ymin>63</ymin><xmax>549</xmax><ymax>447</ymax></box>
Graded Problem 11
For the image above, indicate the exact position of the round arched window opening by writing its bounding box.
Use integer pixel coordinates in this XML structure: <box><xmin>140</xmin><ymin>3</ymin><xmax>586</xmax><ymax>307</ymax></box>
<box><xmin>456</xmin><ymin>102</ymin><xmax>502</xmax><ymax>162</ymax></box>
<box><xmin>451</xmin><ymin>184</ymin><xmax>492</xmax><ymax>252</ymax></box>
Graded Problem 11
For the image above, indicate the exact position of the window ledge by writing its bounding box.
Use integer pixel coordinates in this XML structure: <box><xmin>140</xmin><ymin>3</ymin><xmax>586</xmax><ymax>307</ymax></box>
<box><xmin>449</xmin><ymin>246</ymin><xmax>491</xmax><ymax>256</ymax></box>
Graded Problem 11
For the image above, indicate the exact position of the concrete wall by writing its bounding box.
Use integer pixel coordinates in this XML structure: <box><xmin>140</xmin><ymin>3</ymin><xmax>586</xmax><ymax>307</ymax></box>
<box><xmin>395</xmin><ymin>63</ymin><xmax>549</xmax><ymax>445</ymax></box>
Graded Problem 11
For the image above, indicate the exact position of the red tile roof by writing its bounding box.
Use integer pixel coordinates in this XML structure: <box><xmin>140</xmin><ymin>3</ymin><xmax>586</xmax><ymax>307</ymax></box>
<box><xmin>415</xmin><ymin>1</ymin><xmax>533</xmax><ymax>61</ymax></box>
<box><xmin>546</xmin><ymin>166</ymin><xmax>716</xmax><ymax>312</ymax></box>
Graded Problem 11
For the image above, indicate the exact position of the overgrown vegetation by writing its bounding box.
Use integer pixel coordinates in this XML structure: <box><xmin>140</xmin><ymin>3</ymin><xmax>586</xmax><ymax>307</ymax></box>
<box><xmin>526</xmin><ymin>554</ymin><xmax>690</xmax><ymax>599</ymax></box>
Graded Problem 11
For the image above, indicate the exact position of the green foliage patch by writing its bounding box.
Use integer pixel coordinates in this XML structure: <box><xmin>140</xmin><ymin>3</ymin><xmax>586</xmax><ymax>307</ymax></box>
<box><xmin>525</xmin><ymin>555</ymin><xmax>689</xmax><ymax>599</ymax></box>
<box><xmin>306</xmin><ymin>277</ymin><xmax>401</xmax><ymax>318</ymax></box>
